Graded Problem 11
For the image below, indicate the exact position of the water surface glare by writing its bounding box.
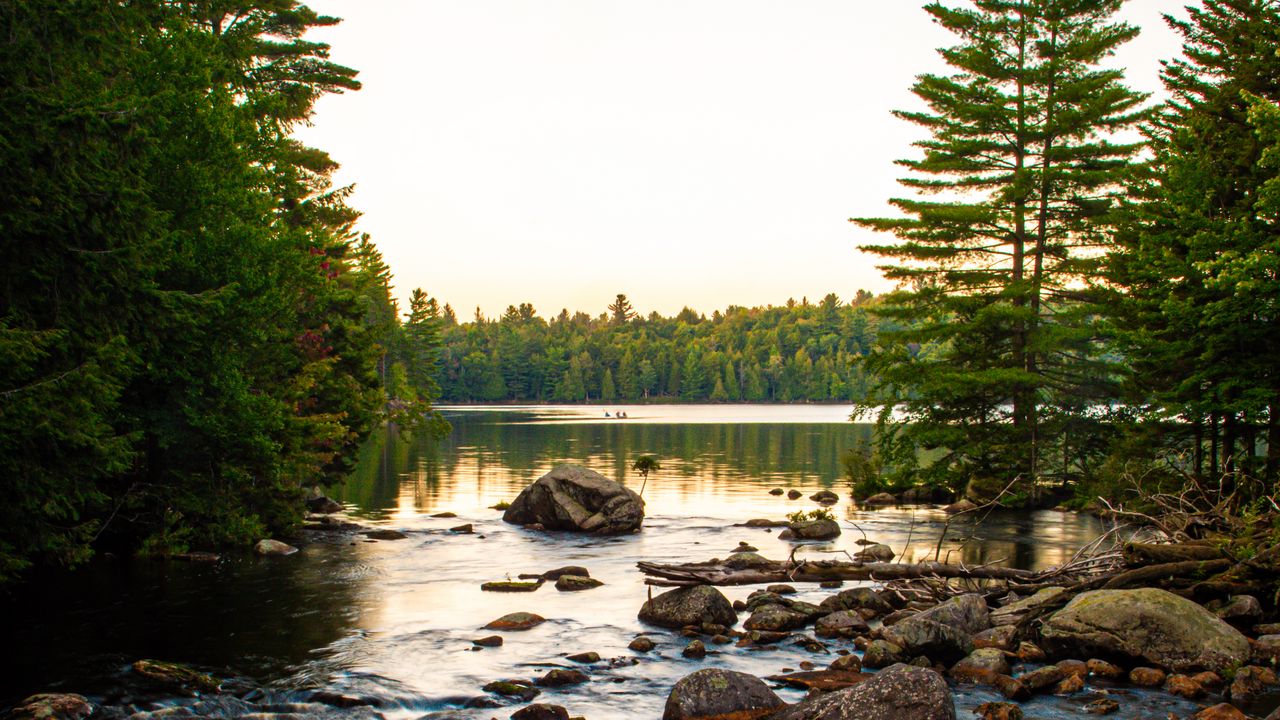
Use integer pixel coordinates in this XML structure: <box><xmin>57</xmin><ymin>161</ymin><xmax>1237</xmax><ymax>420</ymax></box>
<box><xmin>3</xmin><ymin>406</ymin><xmax>1209</xmax><ymax>719</ymax></box>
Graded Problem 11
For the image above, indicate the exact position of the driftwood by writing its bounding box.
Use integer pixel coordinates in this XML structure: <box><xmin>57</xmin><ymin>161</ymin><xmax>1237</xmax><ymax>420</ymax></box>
<box><xmin>1121</xmin><ymin>541</ymin><xmax>1224</xmax><ymax>566</ymax></box>
<box><xmin>637</xmin><ymin>558</ymin><xmax>1038</xmax><ymax>587</ymax></box>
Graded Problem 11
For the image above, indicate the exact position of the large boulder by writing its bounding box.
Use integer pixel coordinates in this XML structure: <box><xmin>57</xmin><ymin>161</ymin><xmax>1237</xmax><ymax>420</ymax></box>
<box><xmin>7</xmin><ymin>694</ymin><xmax>93</xmax><ymax>720</ymax></box>
<box><xmin>639</xmin><ymin>585</ymin><xmax>737</xmax><ymax>629</ymax></box>
<box><xmin>662</xmin><ymin>668</ymin><xmax>785</xmax><ymax>720</ymax></box>
<box><xmin>771</xmin><ymin>663</ymin><xmax>954</xmax><ymax>720</ymax></box>
<box><xmin>502</xmin><ymin>465</ymin><xmax>644</xmax><ymax>534</ymax></box>
<box><xmin>1040</xmin><ymin>588</ymin><xmax>1250</xmax><ymax>673</ymax></box>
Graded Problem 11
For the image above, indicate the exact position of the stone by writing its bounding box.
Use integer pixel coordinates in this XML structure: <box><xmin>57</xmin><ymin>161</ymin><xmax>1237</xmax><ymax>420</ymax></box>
<box><xmin>944</xmin><ymin>499</ymin><xmax>977</xmax><ymax>514</ymax></box>
<box><xmin>510</xmin><ymin>705</ymin><xmax>569</xmax><ymax>720</ymax></box>
<box><xmin>767</xmin><ymin>584</ymin><xmax>796</xmax><ymax>595</ymax></box>
<box><xmin>1228</xmin><ymin>664</ymin><xmax>1278</xmax><ymax>704</ymax></box>
<box><xmin>431</xmin><ymin>511</ymin><xmax>458</xmax><ymax>518</ymax></box>
<box><xmin>1194</xmin><ymin>704</ymin><xmax>1250</xmax><ymax>720</ymax></box>
<box><xmin>639</xmin><ymin>585</ymin><xmax>737</xmax><ymax>629</ymax></box>
<box><xmin>502</xmin><ymin>465</ymin><xmax>644</xmax><ymax>534</ymax></box>
<box><xmin>449</xmin><ymin>523</ymin><xmax>474</xmax><ymax>533</ymax></box>
<box><xmin>1014</xmin><ymin>642</ymin><xmax>1046</xmax><ymax>662</ymax></box>
<box><xmin>131</xmin><ymin>659</ymin><xmax>220</xmax><ymax>692</ymax></box>
<box><xmin>1054</xmin><ymin>673</ymin><xmax>1084</xmax><ymax>695</ymax></box>
<box><xmin>483</xmin><ymin>681</ymin><xmax>539</xmax><ymax>702</ymax></box>
<box><xmin>306</xmin><ymin>495</ymin><xmax>344</xmax><ymax>514</ymax></box>
<box><xmin>566</xmin><ymin>651</ymin><xmax>600</xmax><ymax>663</ymax></box>
<box><xmin>482</xmin><ymin>581</ymin><xmax>542</xmax><ymax>592</ymax></box>
<box><xmin>1086</xmin><ymin>658</ymin><xmax>1125</xmax><ymax>680</ymax></box>
<box><xmin>811</xmin><ymin>489</ymin><xmax>840</xmax><ymax>503</ymax></box>
<box><xmin>535</xmin><ymin>668</ymin><xmax>588</xmax><ymax>687</ymax></box>
<box><xmin>770</xmin><ymin>663</ymin><xmax>954</xmax><ymax>720</ymax></box>
<box><xmin>362</xmin><ymin>529</ymin><xmax>407</xmax><ymax>540</ymax></box>
<box><xmin>864</xmin><ymin>493</ymin><xmax>897</xmax><ymax>505</ymax></box>
<box><xmin>483</xmin><ymin>612</ymin><xmax>546</xmax><ymax>631</ymax></box>
<box><xmin>1165</xmin><ymin>673</ymin><xmax>1206</xmax><ymax>699</ymax></box>
<box><xmin>880</xmin><ymin>594</ymin><xmax>988</xmax><ymax>665</ymax></box>
<box><xmin>736</xmin><ymin>543</ymin><xmax>759</xmax><ymax>552</ymax></box>
<box><xmin>881</xmin><ymin>609</ymin><xmax>916</xmax><ymax>626</ymax></box>
<box><xmin>740</xmin><ymin>518</ymin><xmax>790</xmax><ymax>528</ymax></box>
<box><xmin>253</xmin><ymin>538</ymin><xmax>298</xmax><ymax>556</ymax></box>
<box><xmin>862</xmin><ymin>639</ymin><xmax>907</xmax><ymax>669</ymax></box>
<box><xmin>815</xmin><ymin>610</ymin><xmax>870</xmax><ymax>639</ymax></box>
<box><xmin>974</xmin><ymin>702</ymin><xmax>1023</xmax><ymax>720</ymax></box>
<box><xmin>949</xmin><ymin>648</ymin><xmax>1010</xmax><ymax>683</ymax></box>
<box><xmin>973</xmin><ymin>626</ymin><xmax>1018</xmax><ymax>651</ymax></box>
<box><xmin>1255</xmin><ymin>623</ymin><xmax>1280</xmax><ymax>635</ymax></box>
<box><xmin>830</xmin><ymin>654</ymin><xmax>862</xmax><ymax>673</ymax></box>
<box><xmin>788</xmin><ymin>519</ymin><xmax>841</xmax><ymax>540</ymax></box>
<box><xmin>538</xmin><ymin>565</ymin><xmax>590</xmax><ymax>580</ymax></box>
<box><xmin>554</xmin><ymin>575</ymin><xmax>603</xmax><ymax>591</ymax></box>
<box><xmin>1040</xmin><ymin>587</ymin><xmax>1251</xmax><ymax>673</ymax></box>
<box><xmin>990</xmin><ymin>586</ymin><xmax>1067</xmax><ymax>626</ymax></box>
<box><xmin>1214</xmin><ymin>594</ymin><xmax>1263</xmax><ymax>627</ymax></box>
<box><xmin>682</xmin><ymin>639</ymin><xmax>707</xmax><ymax>659</ymax></box>
<box><xmin>725</xmin><ymin>551</ymin><xmax>775</xmax><ymax>569</ymax></box>
<box><xmin>7</xmin><ymin>694</ymin><xmax>93</xmax><ymax>720</ymax></box>
<box><xmin>1018</xmin><ymin>665</ymin><xmax>1065</xmax><ymax>692</ymax></box>
<box><xmin>770</xmin><ymin>488</ymin><xmax>785</xmax><ymax>495</ymax></box>
<box><xmin>787</xmin><ymin>489</ymin><xmax>803</xmax><ymax>499</ymax></box>
<box><xmin>1253</xmin><ymin>634</ymin><xmax>1280</xmax><ymax>664</ymax></box>
<box><xmin>473</xmin><ymin>635</ymin><xmax>504</xmax><ymax>647</ymax></box>
<box><xmin>992</xmin><ymin>674</ymin><xmax>1030</xmax><ymax>701</ymax></box>
<box><xmin>1056</xmin><ymin>659</ymin><xmax>1088</xmax><ymax>678</ymax></box>
<box><xmin>853</xmin><ymin>543</ymin><xmax>895</xmax><ymax>562</ymax></box>
<box><xmin>819</xmin><ymin>587</ymin><xmax>894</xmax><ymax>616</ymax></box>
<box><xmin>1084</xmin><ymin>697</ymin><xmax>1119</xmax><ymax>715</ymax></box>
<box><xmin>661</xmin><ymin>668</ymin><xmax>785</xmax><ymax>720</ymax></box>
<box><xmin>628</xmin><ymin>636</ymin><xmax>656</xmax><ymax>652</ymax></box>
<box><xmin>1128</xmin><ymin>666</ymin><xmax>1166</xmax><ymax>687</ymax></box>
<box><xmin>744</xmin><ymin>604</ymin><xmax>812</xmax><ymax>632</ymax></box>
<box><xmin>1190</xmin><ymin>670</ymin><xmax>1224</xmax><ymax>689</ymax></box>
<box><xmin>766</xmin><ymin>670</ymin><xmax>870</xmax><ymax>691</ymax></box>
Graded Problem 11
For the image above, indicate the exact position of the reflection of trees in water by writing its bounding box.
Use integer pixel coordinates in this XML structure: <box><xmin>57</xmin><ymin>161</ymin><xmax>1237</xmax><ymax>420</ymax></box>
<box><xmin>335</xmin><ymin>414</ymin><xmax>876</xmax><ymax>516</ymax></box>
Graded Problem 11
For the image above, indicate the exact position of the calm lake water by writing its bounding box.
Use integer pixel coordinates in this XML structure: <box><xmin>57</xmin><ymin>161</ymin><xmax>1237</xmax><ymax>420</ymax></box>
<box><xmin>2</xmin><ymin>405</ymin><xmax>1208</xmax><ymax>718</ymax></box>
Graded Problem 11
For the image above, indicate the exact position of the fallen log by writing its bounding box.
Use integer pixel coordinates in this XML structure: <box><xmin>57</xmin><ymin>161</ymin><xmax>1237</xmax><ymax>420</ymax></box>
<box><xmin>637</xmin><ymin>558</ymin><xmax>1038</xmax><ymax>587</ymax></box>
<box><xmin>1121</xmin><ymin>542</ymin><xmax>1224</xmax><ymax>567</ymax></box>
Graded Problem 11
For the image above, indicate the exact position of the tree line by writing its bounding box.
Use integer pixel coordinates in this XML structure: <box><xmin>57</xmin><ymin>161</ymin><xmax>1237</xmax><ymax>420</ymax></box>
<box><xmin>0</xmin><ymin>2</ymin><xmax>444</xmax><ymax>582</ymax></box>
<box><xmin>851</xmin><ymin>0</ymin><xmax>1280</xmax><ymax>505</ymax></box>
<box><xmin>430</xmin><ymin>291</ymin><xmax>883</xmax><ymax>404</ymax></box>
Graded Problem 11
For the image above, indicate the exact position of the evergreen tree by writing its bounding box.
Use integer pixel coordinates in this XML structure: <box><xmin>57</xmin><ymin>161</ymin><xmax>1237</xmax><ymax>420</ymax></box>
<box><xmin>608</xmin><ymin>293</ymin><xmax>638</xmax><ymax>324</ymax></box>
<box><xmin>853</xmin><ymin>0</ymin><xmax>1146</xmax><ymax>497</ymax></box>
<box><xmin>1110</xmin><ymin>0</ymin><xmax>1280</xmax><ymax>486</ymax></box>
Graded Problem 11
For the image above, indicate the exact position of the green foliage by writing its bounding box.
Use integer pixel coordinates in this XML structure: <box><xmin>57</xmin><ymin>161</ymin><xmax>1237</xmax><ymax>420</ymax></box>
<box><xmin>787</xmin><ymin>508</ymin><xmax>834</xmax><ymax>523</ymax></box>
<box><xmin>1107</xmin><ymin>0</ymin><xmax>1280</xmax><ymax>493</ymax></box>
<box><xmin>0</xmin><ymin>1</ymin><xmax>438</xmax><ymax>581</ymax></box>
<box><xmin>632</xmin><ymin>455</ymin><xmax>660</xmax><ymax>497</ymax></box>
<box><xmin>842</xmin><ymin>443</ymin><xmax>893</xmax><ymax>500</ymax></box>
<box><xmin>437</xmin><ymin>293</ymin><xmax>882</xmax><ymax>403</ymax></box>
<box><xmin>852</xmin><ymin>0</ymin><xmax>1146</xmax><ymax>499</ymax></box>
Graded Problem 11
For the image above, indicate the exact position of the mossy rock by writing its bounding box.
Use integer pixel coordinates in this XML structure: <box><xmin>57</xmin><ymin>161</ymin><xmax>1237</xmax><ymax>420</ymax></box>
<box><xmin>132</xmin><ymin>659</ymin><xmax>220</xmax><ymax>692</ymax></box>
<box><xmin>481</xmin><ymin>580</ymin><xmax>542</xmax><ymax>592</ymax></box>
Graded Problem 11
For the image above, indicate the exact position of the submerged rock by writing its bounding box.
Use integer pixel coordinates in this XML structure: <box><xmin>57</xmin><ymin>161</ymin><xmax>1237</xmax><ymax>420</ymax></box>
<box><xmin>481</xmin><ymin>580</ymin><xmax>542</xmax><ymax>592</ymax></box>
<box><xmin>1040</xmin><ymin>588</ymin><xmax>1250</xmax><ymax>673</ymax></box>
<box><xmin>306</xmin><ymin>494</ymin><xmax>344</xmax><ymax>514</ymax></box>
<box><xmin>662</xmin><ymin>668</ymin><xmax>784</xmax><ymax>720</ymax></box>
<box><xmin>502</xmin><ymin>465</ymin><xmax>644</xmax><ymax>534</ymax></box>
<box><xmin>864</xmin><ymin>493</ymin><xmax>897</xmax><ymax>505</ymax></box>
<box><xmin>131</xmin><ymin>659</ymin><xmax>220</xmax><ymax>692</ymax></box>
<box><xmin>771</xmin><ymin>663</ymin><xmax>954</xmax><ymax>720</ymax></box>
<box><xmin>811</xmin><ymin>489</ymin><xmax>840</xmax><ymax>504</ymax></box>
<box><xmin>638</xmin><ymin>585</ymin><xmax>737</xmax><ymax>629</ymax></box>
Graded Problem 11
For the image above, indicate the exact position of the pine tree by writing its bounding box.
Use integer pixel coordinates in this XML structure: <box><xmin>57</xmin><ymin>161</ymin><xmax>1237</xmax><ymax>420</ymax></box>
<box><xmin>1110</xmin><ymin>0</ymin><xmax>1280</xmax><ymax>486</ymax></box>
<box><xmin>608</xmin><ymin>293</ymin><xmax>638</xmax><ymax>324</ymax></box>
<box><xmin>853</xmin><ymin>0</ymin><xmax>1145</xmax><ymax>497</ymax></box>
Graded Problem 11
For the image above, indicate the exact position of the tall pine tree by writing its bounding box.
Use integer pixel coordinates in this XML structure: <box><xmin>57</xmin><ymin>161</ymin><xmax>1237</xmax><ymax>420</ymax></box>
<box><xmin>853</xmin><ymin>0</ymin><xmax>1145</xmax><ymax>499</ymax></box>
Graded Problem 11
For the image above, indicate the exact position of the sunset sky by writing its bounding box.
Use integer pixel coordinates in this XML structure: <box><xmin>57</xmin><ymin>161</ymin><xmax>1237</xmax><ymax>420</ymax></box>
<box><xmin>293</xmin><ymin>1</ymin><xmax>1187</xmax><ymax>319</ymax></box>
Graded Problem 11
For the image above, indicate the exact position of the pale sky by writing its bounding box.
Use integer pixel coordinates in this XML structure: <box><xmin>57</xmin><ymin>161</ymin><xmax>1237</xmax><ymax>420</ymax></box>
<box><xmin>292</xmin><ymin>1</ymin><xmax>1187</xmax><ymax>319</ymax></box>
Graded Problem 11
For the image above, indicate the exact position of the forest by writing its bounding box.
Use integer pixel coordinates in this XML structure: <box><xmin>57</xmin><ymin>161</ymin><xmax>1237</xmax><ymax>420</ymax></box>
<box><xmin>431</xmin><ymin>291</ymin><xmax>881</xmax><ymax>404</ymax></box>
<box><xmin>0</xmin><ymin>2</ymin><xmax>444</xmax><ymax>582</ymax></box>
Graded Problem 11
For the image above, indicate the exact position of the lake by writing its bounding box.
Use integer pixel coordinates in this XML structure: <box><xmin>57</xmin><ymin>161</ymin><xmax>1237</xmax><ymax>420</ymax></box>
<box><xmin>1</xmin><ymin>405</ymin><xmax>1206</xmax><ymax>718</ymax></box>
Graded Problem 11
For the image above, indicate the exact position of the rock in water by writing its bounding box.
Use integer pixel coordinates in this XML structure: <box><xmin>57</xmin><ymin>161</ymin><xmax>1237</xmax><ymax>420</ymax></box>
<box><xmin>639</xmin><ymin>585</ymin><xmax>737</xmax><ymax>629</ymax></box>
<box><xmin>771</xmin><ymin>663</ymin><xmax>955</xmax><ymax>720</ymax></box>
<box><xmin>788</xmin><ymin>519</ymin><xmax>841</xmax><ymax>540</ymax></box>
<box><xmin>511</xmin><ymin>705</ymin><xmax>570</xmax><ymax>720</ymax></box>
<box><xmin>254</xmin><ymin>538</ymin><xmax>298</xmax><ymax>556</ymax></box>
<box><xmin>662</xmin><ymin>668</ymin><xmax>785</xmax><ymax>720</ymax></box>
<box><xmin>1040</xmin><ymin>588</ymin><xmax>1250</xmax><ymax>673</ymax></box>
<box><xmin>483</xmin><ymin>612</ymin><xmax>546</xmax><ymax>631</ymax></box>
<box><xmin>502</xmin><ymin>465</ymin><xmax>644</xmax><ymax>534</ymax></box>
<box><xmin>555</xmin><ymin>575</ymin><xmax>603</xmax><ymax>591</ymax></box>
